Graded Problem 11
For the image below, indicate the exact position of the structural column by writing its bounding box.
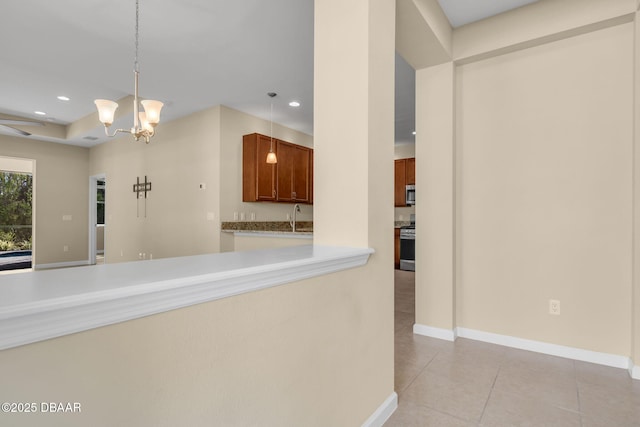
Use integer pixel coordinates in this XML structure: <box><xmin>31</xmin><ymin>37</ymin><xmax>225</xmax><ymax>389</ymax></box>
<box><xmin>632</xmin><ymin>9</ymin><xmax>640</xmax><ymax>379</ymax></box>
<box><xmin>313</xmin><ymin>0</ymin><xmax>395</xmax><ymax>252</ymax></box>
<box><xmin>415</xmin><ymin>62</ymin><xmax>456</xmax><ymax>338</ymax></box>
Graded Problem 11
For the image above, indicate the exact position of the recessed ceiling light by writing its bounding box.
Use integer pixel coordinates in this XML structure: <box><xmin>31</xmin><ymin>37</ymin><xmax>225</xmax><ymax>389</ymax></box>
<box><xmin>34</xmin><ymin>111</ymin><xmax>46</xmax><ymax>116</ymax></box>
<box><xmin>289</xmin><ymin>101</ymin><xmax>301</xmax><ymax>107</ymax></box>
<box><xmin>57</xmin><ymin>96</ymin><xmax>70</xmax><ymax>101</ymax></box>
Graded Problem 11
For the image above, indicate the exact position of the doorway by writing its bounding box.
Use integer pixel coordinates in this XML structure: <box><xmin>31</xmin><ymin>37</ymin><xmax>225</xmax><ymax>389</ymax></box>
<box><xmin>0</xmin><ymin>156</ymin><xmax>34</xmax><ymax>272</ymax></box>
<box><xmin>89</xmin><ymin>174</ymin><xmax>106</xmax><ymax>265</ymax></box>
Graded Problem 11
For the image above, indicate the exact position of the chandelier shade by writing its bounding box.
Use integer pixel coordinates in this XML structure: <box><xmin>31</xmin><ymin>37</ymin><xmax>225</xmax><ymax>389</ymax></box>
<box><xmin>94</xmin><ymin>99</ymin><xmax>119</xmax><ymax>127</ymax></box>
<box><xmin>266</xmin><ymin>92</ymin><xmax>278</xmax><ymax>164</ymax></box>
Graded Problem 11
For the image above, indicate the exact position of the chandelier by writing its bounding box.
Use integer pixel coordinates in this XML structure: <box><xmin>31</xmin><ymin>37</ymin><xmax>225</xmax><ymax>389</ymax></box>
<box><xmin>94</xmin><ymin>0</ymin><xmax>163</xmax><ymax>144</ymax></box>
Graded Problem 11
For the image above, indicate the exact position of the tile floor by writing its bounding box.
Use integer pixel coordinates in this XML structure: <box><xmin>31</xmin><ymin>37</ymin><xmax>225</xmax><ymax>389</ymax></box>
<box><xmin>386</xmin><ymin>269</ymin><xmax>640</xmax><ymax>426</ymax></box>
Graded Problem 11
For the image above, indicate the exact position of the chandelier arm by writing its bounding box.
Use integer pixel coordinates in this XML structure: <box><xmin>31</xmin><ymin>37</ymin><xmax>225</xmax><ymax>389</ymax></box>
<box><xmin>103</xmin><ymin>127</ymin><xmax>132</xmax><ymax>138</ymax></box>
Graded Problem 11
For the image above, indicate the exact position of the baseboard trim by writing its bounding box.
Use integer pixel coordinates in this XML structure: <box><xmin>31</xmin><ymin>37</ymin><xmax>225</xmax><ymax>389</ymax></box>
<box><xmin>361</xmin><ymin>392</ymin><xmax>397</xmax><ymax>427</ymax></box>
<box><xmin>413</xmin><ymin>323</ymin><xmax>636</xmax><ymax>377</ymax></box>
<box><xmin>630</xmin><ymin>362</ymin><xmax>640</xmax><ymax>380</ymax></box>
<box><xmin>34</xmin><ymin>260</ymin><xmax>90</xmax><ymax>270</ymax></box>
<box><xmin>413</xmin><ymin>324</ymin><xmax>457</xmax><ymax>341</ymax></box>
<box><xmin>456</xmin><ymin>327</ymin><xmax>630</xmax><ymax>370</ymax></box>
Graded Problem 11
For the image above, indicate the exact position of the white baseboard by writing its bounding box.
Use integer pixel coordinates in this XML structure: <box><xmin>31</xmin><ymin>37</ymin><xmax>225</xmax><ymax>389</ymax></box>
<box><xmin>34</xmin><ymin>260</ymin><xmax>90</xmax><ymax>270</ymax></box>
<box><xmin>413</xmin><ymin>323</ymin><xmax>457</xmax><ymax>341</ymax></box>
<box><xmin>414</xmin><ymin>323</ymin><xmax>636</xmax><ymax>377</ymax></box>
<box><xmin>361</xmin><ymin>392</ymin><xmax>397</xmax><ymax>427</ymax></box>
<box><xmin>456</xmin><ymin>327</ymin><xmax>631</xmax><ymax>370</ymax></box>
<box><xmin>630</xmin><ymin>362</ymin><xmax>640</xmax><ymax>380</ymax></box>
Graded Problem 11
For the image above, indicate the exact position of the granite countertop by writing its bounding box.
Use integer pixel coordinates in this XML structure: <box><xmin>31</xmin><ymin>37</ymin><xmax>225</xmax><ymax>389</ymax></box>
<box><xmin>221</xmin><ymin>221</ymin><xmax>313</xmax><ymax>233</ymax></box>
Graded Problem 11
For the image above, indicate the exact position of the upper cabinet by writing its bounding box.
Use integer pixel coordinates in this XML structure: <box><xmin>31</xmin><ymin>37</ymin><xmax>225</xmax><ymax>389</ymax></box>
<box><xmin>243</xmin><ymin>133</ymin><xmax>313</xmax><ymax>204</ymax></box>
<box><xmin>394</xmin><ymin>157</ymin><xmax>415</xmax><ymax>207</ymax></box>
<box><xmin>243</xmin><ymin>133</ymin><xmax>277</xmax><ymax>202</ymax></box>
<box><xmin>275</xmin><ymin>140</ymin><xmax>312</xmax><ymax>203</ymax></box>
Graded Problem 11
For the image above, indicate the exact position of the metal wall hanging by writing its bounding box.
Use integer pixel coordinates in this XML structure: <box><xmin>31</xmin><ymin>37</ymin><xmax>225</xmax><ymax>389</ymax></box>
<box><xmin>133</xmin><ymin>175</ymin><xmax>152</xmax><ymax>217</ymax></box>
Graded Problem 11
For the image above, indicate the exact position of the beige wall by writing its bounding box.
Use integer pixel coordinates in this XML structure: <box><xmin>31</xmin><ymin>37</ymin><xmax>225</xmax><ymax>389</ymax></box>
<box><xmin>415</xmin><ymin>62</ymin><xmax>455</xmax><ymax>331</ymax></box>
<box><xmin>89</xmin><ymin>107</ymin><xmax>222</xmax><ymax>262</ymax></box>
<box><xmin>230</xmin><ymin>234</ymin><xmax>312</xmax><ymax>252</ymax></box>
<box><xmin>414</xmin><ymin>0</ymin><xmax>638</xmax><ymax>362</ymax></box>
<box><xmin>88</xmin><ymin>105</ymin><xmax>315</xmax><ymax>263</ymax></box>
<box><xmin>0</xmin><ymin>1</ymin><xmax>396</xmax><ymax>425</ymax></box>
<box><xmin>0</xmin><ymin>267</ymin><xmax>385</xmax><ymax>426</ymax></box>
<box><xmin>0</xmin><ymin>136</ymin><xmax>89</xmax><ymax>266</ymax></box>
<box><xmin>456</xmin><ymin>23</ymin><xmax>633</xmax><ymax>355</ymax></box>
<box><xmin>394</xmin><ymin>142</ymin><xmax>415</xmax><ymax>159</ymax></box>
<box><xmin>314</xmin><ymin>0</ymin><xmax>396</xmax><ymax>419</ymax></box>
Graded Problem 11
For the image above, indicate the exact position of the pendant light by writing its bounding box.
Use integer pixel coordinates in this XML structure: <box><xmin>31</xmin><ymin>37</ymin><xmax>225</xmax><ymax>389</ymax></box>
<box><xmin>94</xmin><ymin>0</ymin><xmax>163</xmax><ymax>144</ymax></box>
<box><xmin>266</xmin><ymin>92</ymin><xmax>278</xmax><ymax>164</ymax></box>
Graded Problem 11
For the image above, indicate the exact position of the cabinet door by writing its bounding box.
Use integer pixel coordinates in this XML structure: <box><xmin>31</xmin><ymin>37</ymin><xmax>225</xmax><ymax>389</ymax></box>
<box><xmin>292</xmin><ymin>146</ymin><xmax>311</xmax><ymax>203</ymax></box>
<box><xmin>243</xmin><ymin>133</ymin><xmax>276</xmax><ymax>201</ymax></box>
<box><xmin>275</xmin><ymin>141</ymin><xmax>295</xmax><ymax>202</ymax></box>
<box><xmin>406</xmin><ymin>158</ymin><xmax>416</xmax><ymax>185</ymax></box>
<box><xmin>394</xmin><ymin>159</ymin><xmax>407</xmax><ymax>207</ymax></box>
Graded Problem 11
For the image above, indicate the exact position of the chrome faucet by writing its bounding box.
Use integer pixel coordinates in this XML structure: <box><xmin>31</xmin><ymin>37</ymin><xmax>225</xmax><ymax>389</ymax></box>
<box><xmin>290</xmin><ymin>204</ymin><xmax>301</xmax><ymax>232</ymax></box>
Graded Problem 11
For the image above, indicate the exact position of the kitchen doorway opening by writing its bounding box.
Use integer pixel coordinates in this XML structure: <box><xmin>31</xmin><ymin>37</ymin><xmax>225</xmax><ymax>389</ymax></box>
<box><xmin>0</xmin><ymin>156</ymin><xmax>34</xmax><ymax>273</ymax></box>
<box><xmin>89</xmin><ymin>174</ymin><xmax>106</xmax><ymax>265</ymax></box>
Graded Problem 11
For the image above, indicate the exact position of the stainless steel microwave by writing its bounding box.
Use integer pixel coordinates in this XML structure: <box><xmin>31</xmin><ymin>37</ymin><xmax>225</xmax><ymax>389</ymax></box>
<box><xmin>405</xmin><ymin>185</ymin><xmax>415</xmax><ymax>206</ymax></box>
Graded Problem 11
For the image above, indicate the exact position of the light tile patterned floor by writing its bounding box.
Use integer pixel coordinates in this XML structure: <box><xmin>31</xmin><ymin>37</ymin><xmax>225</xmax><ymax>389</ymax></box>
<box><xmin>386</xmin><ymin>269</ymin><xmax>640</xmax><ymax>426</ymax></box>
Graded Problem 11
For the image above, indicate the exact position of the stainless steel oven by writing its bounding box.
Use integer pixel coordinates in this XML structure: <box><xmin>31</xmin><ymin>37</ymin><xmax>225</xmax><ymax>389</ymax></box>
<box><xmin>399</xmin><ymin>225</ymin><xmax>415</xmax><ymax>271</ymax></box>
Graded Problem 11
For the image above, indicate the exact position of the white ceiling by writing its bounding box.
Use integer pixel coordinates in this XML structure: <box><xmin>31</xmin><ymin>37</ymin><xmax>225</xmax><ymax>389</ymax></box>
<box><xmin>0</xmin><ymin>0</ymin><xmax>538</xmax><ymax>147</ymax></box>
<box><xmin>437</xmin><ymin>0</ymin><xmax>539</xmax><ymax>28</ymax></box>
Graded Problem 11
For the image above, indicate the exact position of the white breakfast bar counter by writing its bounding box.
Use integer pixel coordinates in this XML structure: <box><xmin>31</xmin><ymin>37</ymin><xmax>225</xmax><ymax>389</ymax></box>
<box><xmin>0</xmin><ymin>245</ymin><xmax>373</xmax><ymax>351</ymax></box>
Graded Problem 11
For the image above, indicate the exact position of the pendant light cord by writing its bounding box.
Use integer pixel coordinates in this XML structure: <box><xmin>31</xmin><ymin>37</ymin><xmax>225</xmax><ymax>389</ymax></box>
<box><xmin>134</xmin><ymin>0</ymin><xmax>140</xmax><ymax>73</ymax></box>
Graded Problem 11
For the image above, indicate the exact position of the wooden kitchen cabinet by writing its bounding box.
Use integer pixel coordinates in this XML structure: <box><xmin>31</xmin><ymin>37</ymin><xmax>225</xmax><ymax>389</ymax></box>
<box><xmin>275</xmin><ymin>141</ymin><xmax>311</xmax><ymax>203</ymax></box>
<box><xmin>394</xmin><ymin>157</ymin><xmax>415</xmax><ymax>207</ymax></box>
<box><xmin>406</xmin><ymin>158</ymin><xmax>415</xmax><ymax>185</ymax></box>
<box><xmin>243</xmin><ymin>133</ymin><xmax>313</xmax><ymax>204</ymax></box>
<box><xmin>243</xmin><ymin>133</ymin><xmax>276</xmax><ymax>202</ymax></box>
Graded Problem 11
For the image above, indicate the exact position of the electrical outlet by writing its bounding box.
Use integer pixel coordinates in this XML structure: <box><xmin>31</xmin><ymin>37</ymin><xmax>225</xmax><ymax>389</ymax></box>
<box><xmin>63</xmin><ymin>245</ymin><xmax>69</xmax><ymax>252</ymax></box>
<box><xmin>240</xmin><ymin>212</ymin><xmax>246</xmax><ymax>221</ymax></box>
<box><xmin>549</xmin><ymin>299</ymin><xmax>560</xmax><ymax>315</ymax></box>
<box><xmin>250</xmin><ymin>212</ymin><xmax>256</xmax><ymax>221</ymax></box>
<box><xmin>233</xmin><ymin>212</ymin><xmax>238</xmax><ymax>221</ymax></box>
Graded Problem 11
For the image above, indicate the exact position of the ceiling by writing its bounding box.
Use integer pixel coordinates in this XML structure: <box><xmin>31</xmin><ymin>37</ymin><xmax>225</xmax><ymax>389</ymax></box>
<box><xmin>0</xmin><ymin>0</ymin><xmax>538</xmax><ymax>147</ymax></box>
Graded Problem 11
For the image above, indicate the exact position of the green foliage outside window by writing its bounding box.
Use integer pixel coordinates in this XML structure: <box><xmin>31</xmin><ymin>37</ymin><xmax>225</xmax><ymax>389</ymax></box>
<box><xmin>0</xmin><ymin>172</ymin><xmax>33</xmax><ymax>251</ymax></box>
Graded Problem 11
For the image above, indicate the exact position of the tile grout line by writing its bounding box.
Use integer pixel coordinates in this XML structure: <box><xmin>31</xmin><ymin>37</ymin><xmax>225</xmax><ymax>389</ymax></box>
<box><xmin>477</xmin><ymin>364</ymin><xmax>502</xmax><ymax>425</ymax></box>
<box><xmin>574</xmin><ymin>360</ymin><xmax>585</xmax><ymax>427</ymax></box>
<box><xmin>397</xmin><ymin>345</ymin><xmax>438</xmax><ymax>395</ymax></box>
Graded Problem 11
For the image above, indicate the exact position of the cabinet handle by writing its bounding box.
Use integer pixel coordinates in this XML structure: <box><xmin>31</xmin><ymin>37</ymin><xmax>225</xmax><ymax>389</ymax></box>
<box><xmin>292</xmin><ymin>191</ymin><xmax>296</xmax><ymax>198</ymax></box>
<box><xmin>273</xmin><ymin>189</ymin><xmax>276</xmax><ymax>197</ymax></box>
